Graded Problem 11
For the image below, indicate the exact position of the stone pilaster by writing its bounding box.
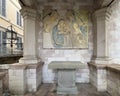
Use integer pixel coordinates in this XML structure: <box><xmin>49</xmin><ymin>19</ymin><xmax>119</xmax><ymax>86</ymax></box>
<box><xmin>92</xmin><ymin>7</ymin><xmax>112</xmax><ymax>64</ymax></box>
<box><xmin>19</xmin><ymin>7</ymin><xmax>41</xmax><ymax>64</ymax></box>
<box><xmin>12</xmin><ymin>7</ymin><xmax>44</xmax><ymax>95</ymax></box>
<box><xmin>89</xmin><ymin>7</ymin><xmax>112</xmax><ymax>92</ymax></box>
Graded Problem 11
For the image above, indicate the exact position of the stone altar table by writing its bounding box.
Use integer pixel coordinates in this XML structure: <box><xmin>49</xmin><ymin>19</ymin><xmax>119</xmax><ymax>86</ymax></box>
<box><xmin>49</xmin><ymin>61</ymin><xmax>83</xmax><ymax>94</ymax></box>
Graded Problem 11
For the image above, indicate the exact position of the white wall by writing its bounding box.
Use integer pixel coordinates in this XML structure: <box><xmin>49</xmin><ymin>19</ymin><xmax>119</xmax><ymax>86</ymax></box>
<box><xmin>109</xmin><ymin>2</ymin><xmax>120</xmax><ymax>64</ymax></box>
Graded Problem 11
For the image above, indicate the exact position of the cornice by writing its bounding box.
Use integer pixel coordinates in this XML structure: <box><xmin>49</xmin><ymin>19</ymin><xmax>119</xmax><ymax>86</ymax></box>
<box><xmin>93</xmin><ymin>7</ymin><xmax>111</xmax><ymax>21</ymax></box>
<box><xmin>20</xmin><ymin>7</ymin><xmax>37</xmax><ymax>19</ymax></box>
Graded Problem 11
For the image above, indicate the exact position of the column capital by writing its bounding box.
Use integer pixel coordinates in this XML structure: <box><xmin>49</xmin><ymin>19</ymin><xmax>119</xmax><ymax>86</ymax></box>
<box><xmin>36</xmin><ymin>13</ymin><xmax>41</xmax><ymax>21</ymax></box>
<box><xmin>93</xmin><ymin>7</ymin><xmax>111</xmax><ymax>21</ymax></box>
<box><xmin>20</xmin><ymin>7</ymin><xmax>37</xmax><ymax>19</ymax></box>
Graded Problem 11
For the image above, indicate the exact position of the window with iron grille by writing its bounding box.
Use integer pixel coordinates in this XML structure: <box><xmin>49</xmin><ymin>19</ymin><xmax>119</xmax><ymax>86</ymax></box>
<box><xmin>17</xmin><ymin>11</ymin><xmax>22</xmax><ymax>26</ymax></box>
<box><xmin>0</xmin><ymin>0</ymin><xmax>6</xmax><ymax>17</ymax></box>
<box><xmin>0</xmin><ymin>31</ymin><xmax>7</xmax><ymax>55</ymax></box>
<box><xmin>0</xmin><ymin>31</ymin><xmax>6</xmax><ymax>46</ymax></box>
<box><xmin>17</xmin><ymin>37</ymin><xmax>22</xmax><ymax>50</ymax></box>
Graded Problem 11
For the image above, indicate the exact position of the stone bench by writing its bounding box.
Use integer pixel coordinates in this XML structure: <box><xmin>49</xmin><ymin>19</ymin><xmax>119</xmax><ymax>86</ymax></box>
<box><xmin>48</xmin><ymin>61</ymin><xmax>84</xmax><ymax>95</ymax></box>
<box><xmin>88</xmin><ymin>63</ymin><xmax>120</xmax><ymax>96</ymax></box>
<box><xmin>9</xmin><ymin>62</ymin><xmax>44</xmax><ymax>95</ymax></box>
<box><xmin>107</xmin><ymin>64</ymin><xmax>120</xmax><ymax>96</ymax></box>
<box><xmin>0</xmin><ymin>62</ymin><xmax>43</xmax><ymax>95</ymax></box>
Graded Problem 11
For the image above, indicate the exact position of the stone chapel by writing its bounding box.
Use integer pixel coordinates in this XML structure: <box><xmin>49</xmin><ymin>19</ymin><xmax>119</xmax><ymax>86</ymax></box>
<box><xmin>0</xmin><ymin>0</ymin><xmax>120</xmax><ymax>96</ymax></box>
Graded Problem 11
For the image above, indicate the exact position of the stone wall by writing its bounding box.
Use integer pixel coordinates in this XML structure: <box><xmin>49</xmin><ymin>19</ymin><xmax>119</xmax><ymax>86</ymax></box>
<box><xmin>9</xmin><ymin>65</ymin><xmax>26</xmax><ymax>95</ymax></box>
<box><xmin>9</xmin><ymin>62</ymin><xmax>43</xmax><ymax>95</ymax></box>
<box><xmin>0</xmin><ymin>80</ymin><xmax>2</xmax><ymax>96</ymax></box>
<box><xmin>26</xmin><ymin>64</ymin><xmax>43</xmax><ymax>92</ymax></box>
<box><xmin>0</xmin><ymin>72</ymin><xmax>7</xmax><ymax>96</ymax></box>
<box><xmin>109</xmin><ymin>2</ymin><xmax>120</xmax><ymax>63</ymax></box>
<box><xmin>89</xmin><ymin>64</ymin><xmax>97</xmax><ymax>88</ymax></box>
<box><xmin>89</xmin><ymin>63</ymin><xmax>120</xmax><ymax>94</ymax></box>
<box><xmin>37</xmin><ymin>0</ymin><xmax>120</xmax><ymax>83</ymax></box>
<box><xmin>88</xmin><ymin>63</ymin><xmax>107</xmax><ymax>91</ymax></box>
<box><xmin>107</xmin><ymin>65</ymin><xmax>120</xmax><ymax>96</ymax></box>
<box><xmin>38</xmin><ymin>0</ymin><xmax>94</xmax><ymax>83</ymax></box>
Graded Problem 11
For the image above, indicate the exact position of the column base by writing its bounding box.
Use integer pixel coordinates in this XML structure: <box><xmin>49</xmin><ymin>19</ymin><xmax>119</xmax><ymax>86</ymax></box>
<box><xmin>9</xmin><ymin>62</ymin><xmax>44</xmax><ymax>95</ymax></box>
<box><xmin>26</xmin><ymin>62</ymin><xmax>43</xmax><ymax>92</ymax></box>
<box><xmin>91</xmin><ymin>57</ymin><xmax>113</xmax><ymax>64</ymax></box>
<box><xmin>88</xmin><ymin>63</ymin><xmax>107</xmax><ymax>92</ymax></box>
<box><xmin>19</xmin><ymin>57</ymin><xmax>41</xmax><ymax>64</ymax></box>
<box><xmin>9</xmin><ymin>64</ymin><xmax>27</xmax><ymax>95</ymax></box>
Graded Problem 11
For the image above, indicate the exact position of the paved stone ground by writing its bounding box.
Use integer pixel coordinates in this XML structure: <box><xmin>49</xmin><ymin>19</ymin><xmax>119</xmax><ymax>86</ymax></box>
<box><xmin>25</xmin><ymin>83</ymin><xmax>111</xmax><ymax>96</ymax></box>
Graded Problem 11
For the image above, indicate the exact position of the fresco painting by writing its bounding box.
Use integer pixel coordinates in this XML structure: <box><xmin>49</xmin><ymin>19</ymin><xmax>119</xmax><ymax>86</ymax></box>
<box><xmin>43</xmin><ymin>10</ymin><xmax>88</xmax><ymax>48</ymax></box>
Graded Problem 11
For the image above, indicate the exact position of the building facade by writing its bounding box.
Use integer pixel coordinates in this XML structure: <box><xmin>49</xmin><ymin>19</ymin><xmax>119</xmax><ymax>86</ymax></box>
<box><xmin>0</xmin><ymin>0</ymin><xmax>23</xmax><ymax>56</ymax></box>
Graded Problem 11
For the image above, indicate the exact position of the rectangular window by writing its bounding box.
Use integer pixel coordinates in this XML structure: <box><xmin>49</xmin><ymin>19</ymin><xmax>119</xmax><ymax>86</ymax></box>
<box><xmin>17</xmin><ymin>37</ymin><xmax>22</xmax><ymax>50</ymax></box>
<box><xmin>17</xmin><ymin>12</ymin><xmax>19</xmax><ymax>25</ymax></box>
<box><xmin>20</xmin><ymin>15</ymin><xmax>22</xmax><ymax>26</ymax></box>
<box><xmin>0</xmin><ymin>31</ymin><xmax>2</xmax><ymax>55</ymax></box>
<box><xmin>0</xmin><ymin>31</ymin><xmax>6</xmax><ymax>46</ymax></box>
<box><xmin>0</xmin><ymin>31</ymin><xmax>7</xmax><ymax>56</ymax></box>
<box><xmin>17</xmin><ymin>11</ymin><xmax>22</xmax><ymax>26</ymax></box>
<box><xmin>2</xmin><ymin>32</ymin><xmax>6</xmax><ymax>45</ymax></box>
<box><xmin>0</xmin><ymin>0</ymin><xmax>6</xmax><ymax>17</ymax></box>
<box><xmin>0</xmin><ymin>31</ymin><xmax>2</xmax><ymax>46</ymax></box>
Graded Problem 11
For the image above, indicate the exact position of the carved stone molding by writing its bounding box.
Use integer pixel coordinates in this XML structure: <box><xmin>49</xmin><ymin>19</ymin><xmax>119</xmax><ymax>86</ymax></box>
<box><xmin>18</xmin><ymin>0</ymin><xmax>33</xmax><ymax>7</ymax></box>
<box><xmin>93</xmin><ymin>7</ymin><xmax>111</xmax><ymax>21</ymax></box>
<box><xmin>20</xmin><ymin>7</ymin><xmax>37</xmax><ymax>19</ymax></box>
<box><xmin>100</xmin><ymin>0</ymin><xmax>113</xmax><ymax>7</ymax></box>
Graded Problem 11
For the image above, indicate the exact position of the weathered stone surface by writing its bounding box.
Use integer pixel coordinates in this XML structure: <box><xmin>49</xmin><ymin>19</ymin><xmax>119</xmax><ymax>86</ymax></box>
<box><xmin>26</xmin><ymin>62</ymin><xmax>43</xmax><ymax>92</ymax></box>
<box><xmin>9</xmin><ymin>64</ymin><xmax>27</xmax><ymax>95</ymax></box>
<box><xmin>0</xmin><ymin>72</ymin><xmax>6</xmax><ymax>96</ymax></box>
<box><xmin>49</xmin><ymin>61</ymin><xmax>85</xmax><ymax>69</ymax></box>
<box><xmin>8</xmin><ymin>62</ymin><xmax>43</xmax><ymax>95</ymax></box>
<box><xmin>57</xmin><ymin>70</ymin><xmax>78</xmax><ymax>94</ymax></box>
<box><xmin>88</xmin><ymin>63</ymin><xmax>107</xmax><ymax>91</ymax></box>
<box><xmin>25</xmin><ymin>83</ymin><xmax>110</xmax><ymax>96</ymax></box>
<box><xmin>49</xmin><ymin>61</ymin><xmax>83</xmax><ymax>94</ymax></box>
<box><xmin>37</xmin><ymin>0</ymin><xmax>93</xmax><ymax>83</ymax></box>
<box><xmin>107</xmin><ymin>64</ymin><xmax>120</xmax><ymax>96</ymax></box>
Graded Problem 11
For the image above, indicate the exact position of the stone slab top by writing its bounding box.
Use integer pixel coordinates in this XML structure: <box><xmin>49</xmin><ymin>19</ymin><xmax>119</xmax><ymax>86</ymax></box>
<box><xmin>9</xmin><ymin>63</ymin><xmax>27</xmax><ymax>69</ymax></box>
<box><xmin>88</xmin><ymin>62</ymin><xmax>120</xmax><ymax>73</ymax></box>
<box><xmin>9</xmin><ymin>62</ymin><xmax>44</xmax><ymax>69</ymax></box>
<box><xmin>27</xmin><ymin>61</ymin><xmax>44</xmax><ymax>69</ymax></box>
<box><xmin>107</xmin><ymin>64</ymin><xmax>120</xmax><ymax>73</ymax></box>
<box><xmin>48</xmin><ymin>61</ymin><xmax>86</xmax><ymax>69</ymax></box>
<box><xmin>88</xmin><ymin>62</ymin><xmax>107</xmax><ymax>69</ymax></box>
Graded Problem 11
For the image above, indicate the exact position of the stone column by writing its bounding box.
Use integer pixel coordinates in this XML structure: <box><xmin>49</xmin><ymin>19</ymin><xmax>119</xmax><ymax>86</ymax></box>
<box><xmin>19</xmin><ymin>7</ymin><xmax>40</xmax><ymax>64</ymax></box>
<box><xmin>92</xmin><ymin>7</ymin><xmax>112</xmax><ymax>64</ymax></box>
<box><xmin>7</xmin><ymin>7</ymin><xmax>44</xmax><ymax>95</ymax></box>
